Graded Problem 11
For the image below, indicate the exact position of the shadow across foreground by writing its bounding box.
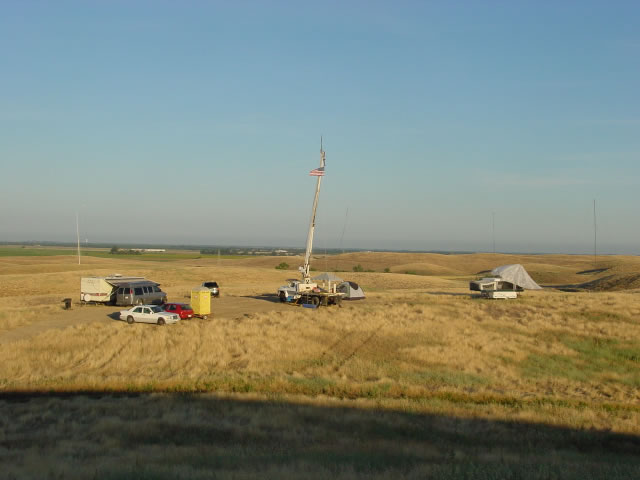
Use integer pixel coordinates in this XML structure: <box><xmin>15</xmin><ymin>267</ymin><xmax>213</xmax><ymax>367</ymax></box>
<box><xmin>1</xmin><ymin>391</ymin><xmax>639</xmax><ymax>479</ymax></box>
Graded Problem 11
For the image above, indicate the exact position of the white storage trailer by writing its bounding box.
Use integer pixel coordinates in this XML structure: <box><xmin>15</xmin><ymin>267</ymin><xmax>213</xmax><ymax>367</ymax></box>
<box><xmin>80</xmin><ymin>275</ymin><xmax>144</xmax><ymax>304</ymax></box>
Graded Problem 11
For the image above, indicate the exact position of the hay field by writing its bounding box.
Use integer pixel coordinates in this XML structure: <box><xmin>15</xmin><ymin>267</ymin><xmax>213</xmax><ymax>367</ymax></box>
<box><xmin>1</xmin><ymin>252</ymin><xmax>639</xmax><ymax>478</ymax></box>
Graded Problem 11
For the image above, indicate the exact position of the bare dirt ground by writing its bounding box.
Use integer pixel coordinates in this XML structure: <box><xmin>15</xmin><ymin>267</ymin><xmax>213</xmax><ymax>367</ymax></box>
<box><xmin>0</xmin><ymin>293</ymin><xmax>313</xmax><ymax>346</ymax></box>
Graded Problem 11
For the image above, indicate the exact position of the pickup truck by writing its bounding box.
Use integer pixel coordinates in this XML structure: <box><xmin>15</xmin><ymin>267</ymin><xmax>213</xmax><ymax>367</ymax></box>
<box><xmin>201</xmin><ymin>281</ymin><xmax>220</xmax><ymax>297</ymax></box>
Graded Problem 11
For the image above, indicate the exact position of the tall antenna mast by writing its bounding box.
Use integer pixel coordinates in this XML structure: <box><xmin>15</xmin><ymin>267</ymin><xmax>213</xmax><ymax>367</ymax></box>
<box><xmin>593</xmin><ymin>199</ymin><xmax>597</xmax><ymax>267</ymax></box>
<box><xmin>76</xmin><ymin>212</ymin><xmax>81</xmax><ymax>265</ymax></box>
<box><xmin>492</xmin><ymin>211</ymin><xmax>496</xmax><ymax>254</ymax></box>
<box><xmin>301</xmin><ymin>138</ymin><xmax>326</xmax><ymax>282</ymax></box>
<box><xmin>339</xmin><ymin>207</ymin><xmax>349</xmax><ymax>254</ymax></box>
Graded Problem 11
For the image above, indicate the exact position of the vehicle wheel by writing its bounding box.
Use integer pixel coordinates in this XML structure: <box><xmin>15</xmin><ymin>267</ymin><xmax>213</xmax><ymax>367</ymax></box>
<box><xmin>311</xmin><ymin>296</ymin><xmax>320</xmax><ymax>306</ymax></box>
<box><xmin>157</xmin><ymin>318</ymin><xmax>166</xmax><ymax>326</ymax></box>
<box><xmin>202</xmin><ymin>315</ymin><xmax>208</xmax><ymax>320</ymax></box>
<box><xmin>126</xmin><ymin>316</ymin><xmax>134</xmax><ymax>325</ymax></box>
<box><xmin>279</xmin><ymin>292</ymin><xmax>286</xmax><ymax>303</ymax></box>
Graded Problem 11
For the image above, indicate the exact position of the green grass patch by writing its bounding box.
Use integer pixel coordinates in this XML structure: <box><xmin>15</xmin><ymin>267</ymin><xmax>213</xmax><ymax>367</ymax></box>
<box><xmin>287</xmin><ymin>376</ymin><xmax>337</xmax><ymax>395</ymax></box>
<box><xmin>0</xmin><ymin>247</ymin><xmax>250</xmax><ymax>261</ymax></box>
<box><xmin>521</xmin><ymin>333</ymin><xmax>640</xmax><ymax>386</ymax></box>
<box><xmin>565</xmin><ymin>310</ymin><xmax>635</xmax><ymax>325</ymax></box>
<box><xmin>0</xmin><ymin>247</ymin><xmax>84</xmax><ymax>257</ymax></box>
<box><xmin>399</xmin><ymin>369</ymin><xmax>488</xmax><ymax>387</ymax></box>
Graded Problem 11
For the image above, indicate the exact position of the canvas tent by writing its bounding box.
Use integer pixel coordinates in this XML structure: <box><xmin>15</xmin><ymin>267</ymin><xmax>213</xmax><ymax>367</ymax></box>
<box><xmin>491</xmin><ymin>264</ymin><xmax>542</xmax><ymax>290</ymax></box>
<box><xmin>312</xmin><ymin>273</ymin><xmax>344</xmax><ymax>283</ymax></box>
<box><xmin>337</xmin><ymin>281</ymin><xmax>365</xmax><ymax>300</ymax></box>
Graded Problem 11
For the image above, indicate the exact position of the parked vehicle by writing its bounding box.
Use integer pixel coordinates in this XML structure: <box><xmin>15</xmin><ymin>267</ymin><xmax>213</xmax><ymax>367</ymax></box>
<box><xmin>469</xmin><ymin>277</ymin><xmax>521</xmax><ymax>299</ymax></box>
<box><xmin>162</xmin><ymin>302</ymin><xmax>194</xmax><ymax>320</ymax></box>
<box><xmin>119</xmin><ymin>305</ymin><xmax>180</xmax><ymax>325</ymax></box>
<box><xmin>469</xmin><ymin>265</ymin><xmax>541</xmax><ymax>300</ymax></box>
<box><xmin>277</xmin><ymin>279</ymin><xmax>342</xmax><ymax>306</ymax></box>
<box><xmin>80</xmin><ymin>275</ymin><xmax>144</xmax><ymax>304</ymax></box>
<box><xmin>278</xmin><ymin>279</ymin><xmax>305</xmax><ymax>302</ymax></box>
<box><xmin>115</xmin><ymin>281</ymin><xmax>167</xmax><ymax>306</ymax></box>
<box><xmin>201</xmin><ymin>281</ymin><xmax>220</xmax><ymax>297</ymax></box>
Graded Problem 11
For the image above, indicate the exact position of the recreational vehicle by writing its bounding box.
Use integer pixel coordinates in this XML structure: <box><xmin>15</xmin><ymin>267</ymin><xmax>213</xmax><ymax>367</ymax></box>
<box><xmin>80</xmin><ymin>275</ymin><xmax>166</xmax><ymax>305</ymax></box>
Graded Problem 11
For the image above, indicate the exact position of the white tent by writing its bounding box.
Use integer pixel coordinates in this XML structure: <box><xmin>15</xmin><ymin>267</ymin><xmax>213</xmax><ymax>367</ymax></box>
<box><xmin>337</xmin><ymin>281</ymin><xmax>365</xmax><ymax>300</ymax></box>
<box><xmin>491</xmin><ymin>264</ymin><xmax>542</xmax><ymax>290</ymax></box>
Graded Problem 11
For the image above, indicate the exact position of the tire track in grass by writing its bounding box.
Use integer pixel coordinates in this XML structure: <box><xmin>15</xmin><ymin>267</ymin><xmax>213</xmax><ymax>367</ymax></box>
<box><xmin>190</xmin><ymin>321</ymin><xmax>205</xmax><ymax>379</ymax></box>
<box><xmin>190</xmin><ymin>321</ymin><xmax>210</xmax><ymax>386</ymax></box>
<box><xmin>332</xmin><ymin>322</ymin><xmax>388</xmax><ymax>372</ymax></box>
<box><xmin>85</xmin><ymin>330</ymin><xmax>137</xmax><ymax>372</ymax></box>
<box><xmin>64</xmin><ymin>328</ymin><xmax>121</xmax><ymax>372</ymax></box>
<box><xmin>166</xmin><ymin>320</ymin><xmax>203</xmax><ymax>379</ymax></box>
<box><xmin>305</xmin><ymin>316</ymin><xmax>391</xmax><ymax>374</ymax></box>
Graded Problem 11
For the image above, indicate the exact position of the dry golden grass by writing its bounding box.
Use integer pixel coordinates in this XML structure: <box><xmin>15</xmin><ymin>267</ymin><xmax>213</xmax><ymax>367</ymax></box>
<box><xmin>1</xmin><ymin>255</ymin><xmax>639</xmax><ymax>421</ymax></box>
<box><xmin>1</xmin><ymin>252</ymin><xmax>639</xmax><ymax>478</ymax></box>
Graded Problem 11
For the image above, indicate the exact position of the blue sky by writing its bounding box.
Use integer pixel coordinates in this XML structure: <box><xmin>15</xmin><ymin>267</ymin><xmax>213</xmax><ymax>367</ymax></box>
<box><xmin>1</xmin><ymin>1</ymin><xmax>639</xmax><ymax>253</ymax></box>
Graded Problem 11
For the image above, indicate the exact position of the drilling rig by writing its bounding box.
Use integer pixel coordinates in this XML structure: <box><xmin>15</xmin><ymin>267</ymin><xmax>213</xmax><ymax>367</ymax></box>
<box><xmin>277</xmin><ymin>142</ymin><xmax>343</xmax><ymax>307</ymax></box>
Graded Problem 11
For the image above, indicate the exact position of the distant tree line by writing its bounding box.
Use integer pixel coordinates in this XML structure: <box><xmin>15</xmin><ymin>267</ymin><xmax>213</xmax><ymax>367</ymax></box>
<box><xmin>109</xmin><ymin>246</ymin><xmax>141</xmax><ymax>255</ymax></box>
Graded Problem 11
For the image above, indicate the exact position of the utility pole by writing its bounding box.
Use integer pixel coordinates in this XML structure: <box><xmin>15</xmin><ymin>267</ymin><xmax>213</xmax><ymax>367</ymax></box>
<box><xmin>339</xmin><ymin>207</ymin><xmax>349</xmax><ymax>254</ymax></box>
<box><xmin>76</xmin><ymin>213</ymin><xmax>81</xmax><ymax>265</ymax></box>
<box><xmin>492</xmin><ymin>211</ymin><xmax>496</xmax><ymax>254</ymax></box>
<box><xmin>593</xmin><ymin>199</ymin><xmax>597</xmax><ymax>268</ymax></box>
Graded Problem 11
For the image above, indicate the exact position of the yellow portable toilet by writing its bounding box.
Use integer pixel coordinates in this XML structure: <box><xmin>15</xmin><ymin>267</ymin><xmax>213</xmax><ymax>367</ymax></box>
<box><xmin>190</xmin><ymin>287</ymin><xmax>211</xmax><ymax>318</ymax></box>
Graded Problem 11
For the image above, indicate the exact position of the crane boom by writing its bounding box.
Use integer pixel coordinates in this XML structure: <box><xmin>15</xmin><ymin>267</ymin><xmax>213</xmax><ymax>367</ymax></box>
<box><xmin>301</xmin><ymin>142</ymin><xmax>326</xmax><ymax>282</ymax></box>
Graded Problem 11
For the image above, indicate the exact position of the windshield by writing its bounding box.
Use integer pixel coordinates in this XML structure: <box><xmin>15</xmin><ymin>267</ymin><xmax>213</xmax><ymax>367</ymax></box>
<box><xmin>151</xmin><ymin>306</ymin><xmax>163</xmax><ymax>313</ymax></box>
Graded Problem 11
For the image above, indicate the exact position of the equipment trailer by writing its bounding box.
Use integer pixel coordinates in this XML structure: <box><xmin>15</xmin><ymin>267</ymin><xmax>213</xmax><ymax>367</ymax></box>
<box><xmin>277</xmin><ymin>141</ymin><xmax>344</xmax><ymax>308</ymax></box>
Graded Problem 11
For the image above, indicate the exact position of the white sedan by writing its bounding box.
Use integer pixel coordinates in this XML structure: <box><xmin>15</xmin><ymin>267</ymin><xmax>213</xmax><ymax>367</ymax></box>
<box><xmin>119</xmin><ymin>305</ymin><xmax>180</xmax><ymax>325</ymax></box>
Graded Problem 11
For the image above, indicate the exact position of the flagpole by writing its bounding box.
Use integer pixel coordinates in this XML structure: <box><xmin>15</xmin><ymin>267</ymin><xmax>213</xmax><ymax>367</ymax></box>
<box><xmin>301</xmin><ymin>141</ymin><xmax>325</xmax><ymax>282</ymax></box>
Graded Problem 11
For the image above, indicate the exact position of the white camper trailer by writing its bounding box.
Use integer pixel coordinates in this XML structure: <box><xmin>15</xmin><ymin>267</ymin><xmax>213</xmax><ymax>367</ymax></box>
<box><xmin>469</xmin><ymin>264</ymin><xmax>541</xmax><ymax>299</ymax></box>
<box><xmin>469</xmin><ymin>278</ymin><xmax>520</xmax><ymax>299</ymax></box>
<box><xmin>80</xmin><ymin>275</ymin><xmax>144</xmax><ymax>304</ymax></box>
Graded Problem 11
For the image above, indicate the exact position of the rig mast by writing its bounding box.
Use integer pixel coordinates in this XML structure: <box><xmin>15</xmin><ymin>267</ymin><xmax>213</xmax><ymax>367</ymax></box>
<box><xmin>300</xmin><ymin>141</ymin><xmax>326</xmax><ymax>283</ymax></box>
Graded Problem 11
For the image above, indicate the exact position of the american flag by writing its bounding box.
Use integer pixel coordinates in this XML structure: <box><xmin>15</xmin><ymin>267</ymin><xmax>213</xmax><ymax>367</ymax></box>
<box><xmin>309</xmin><ymin>166</ymin><xmax>325</xmax><ymax>176</ymax></box>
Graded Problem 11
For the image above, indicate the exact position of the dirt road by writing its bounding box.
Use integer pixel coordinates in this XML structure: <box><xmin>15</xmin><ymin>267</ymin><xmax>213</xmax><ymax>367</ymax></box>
<box><xmin>0</xmin><ymin>294</ymin><xmax>299</xmax><ymax>346</ymax></box>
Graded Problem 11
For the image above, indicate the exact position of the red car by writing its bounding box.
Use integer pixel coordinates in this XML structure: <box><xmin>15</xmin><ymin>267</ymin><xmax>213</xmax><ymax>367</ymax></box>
<box><xmin>162</xmin><ymin>303</ymin><xmax>194</xmax><ymax>319</ymax></box>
